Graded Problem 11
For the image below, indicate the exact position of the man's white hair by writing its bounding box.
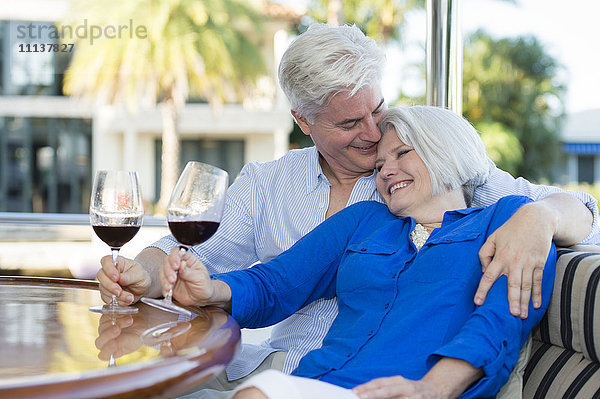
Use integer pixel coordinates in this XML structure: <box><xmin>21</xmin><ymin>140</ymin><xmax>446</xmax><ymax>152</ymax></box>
<box><xmin>278</xmin><ymin>23</ymin><xmax>386</xmax><ymax>123</ymax></box>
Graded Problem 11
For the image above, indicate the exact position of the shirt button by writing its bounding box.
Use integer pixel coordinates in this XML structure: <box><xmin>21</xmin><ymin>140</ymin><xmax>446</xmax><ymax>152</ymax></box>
<box><xmin>360</xmin><ymin>248</ymin><xmax>367</xmax><ymax>252</ymax></box>
<box><xmin>384</xmin><ymin>303</ymin><xmax>389</xmax><ymax>309</ymax></box>
<box><xmin>368</xmin><ymin>330</ymin><xmax>374</xmax><ymax>336</ymax></box>
<box><xmin>346</xmin><ymin>353</ymin><xmax>352</xmax><ymax>358</ymax></box>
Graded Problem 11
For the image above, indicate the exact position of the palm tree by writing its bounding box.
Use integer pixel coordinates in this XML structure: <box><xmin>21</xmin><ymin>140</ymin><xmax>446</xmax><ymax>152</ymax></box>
<box><xmin>307</xmin><ymin>0</ymin><xmax>425</xmax><ymax>43</ymax></box>
<box><xmin>62</xmin><ymin>0</ymin><xmax>265</xmax><ymax>212</ymax></box>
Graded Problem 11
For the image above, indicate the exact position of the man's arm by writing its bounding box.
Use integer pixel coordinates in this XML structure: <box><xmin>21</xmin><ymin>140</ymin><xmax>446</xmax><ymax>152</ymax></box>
<box><xmin>133</xmin><ymin>247</ymin><xmax>167</xmax><ymax>299</ymax></box>
<box><xmin>475</xmin><ymin>192</ymin><xmax>592</xmax><ymax>318</ymax></box>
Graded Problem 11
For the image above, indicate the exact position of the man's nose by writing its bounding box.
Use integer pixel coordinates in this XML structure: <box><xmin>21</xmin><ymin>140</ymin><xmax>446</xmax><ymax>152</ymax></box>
<box><xmin>361</xmin><ymin>116</ymin><xmax>381</xmax><ymax>142</ymax></box>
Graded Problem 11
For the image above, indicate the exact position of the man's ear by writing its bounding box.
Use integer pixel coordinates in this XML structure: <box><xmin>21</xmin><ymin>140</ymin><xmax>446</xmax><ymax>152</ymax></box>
<box><xmin>291</xmin><ymin>110</ymin><xmax>311</xmax><ymax>136</ymax></box>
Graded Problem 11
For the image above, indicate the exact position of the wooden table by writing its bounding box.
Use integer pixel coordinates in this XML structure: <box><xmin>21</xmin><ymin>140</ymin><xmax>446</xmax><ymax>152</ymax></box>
<box><xmin>0</xmin><ymin>276</ymin><xmax>241</xmax><ymax>399</ymax></box>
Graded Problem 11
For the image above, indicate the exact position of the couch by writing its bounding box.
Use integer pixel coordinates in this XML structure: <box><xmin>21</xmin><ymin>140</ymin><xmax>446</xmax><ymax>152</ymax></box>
<box><xmin>522</xmin><ymin>245</ymin><xmax>600</xmax><ymax>398</ymax></box>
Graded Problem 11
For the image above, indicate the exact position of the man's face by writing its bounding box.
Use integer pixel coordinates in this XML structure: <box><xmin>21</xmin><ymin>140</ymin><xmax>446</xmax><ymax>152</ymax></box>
<box><xmin>294</xmin><ymin>85</ymin><xmax>386</xmax><ymax>177</ymax></box>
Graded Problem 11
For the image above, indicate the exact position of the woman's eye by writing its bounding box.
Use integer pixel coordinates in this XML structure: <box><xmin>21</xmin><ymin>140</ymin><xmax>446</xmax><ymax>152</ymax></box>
<box><xmin>398</xmin><ymin>149</ymin><xmax>413</xmax><ymax>157</ymax></box>
<box><xmin>375</xmin><ymin>164</ymin><xmax>383</xmax><ymax>172</ymax></box>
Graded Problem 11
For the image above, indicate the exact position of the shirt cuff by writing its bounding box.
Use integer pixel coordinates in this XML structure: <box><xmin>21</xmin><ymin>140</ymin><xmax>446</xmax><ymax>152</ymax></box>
<box><xmin>427</xmin><ymin>339</ymin><xmax>511</xmax><ymax>398</ymax></box>
<box><xmin>581</xmin><ymin>198</ymin><xmax>600</xmax><ymax>244</ymax></box>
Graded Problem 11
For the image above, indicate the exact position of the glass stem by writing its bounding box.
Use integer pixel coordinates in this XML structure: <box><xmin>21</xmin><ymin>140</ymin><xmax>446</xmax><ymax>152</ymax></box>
<box><xmin>111</xmin><ymin>248</ymin><xmax>119</xmax><ymax>266</ymax></box>
<box><xmin>164</xmin><ymin>289</ymin><xmax>173</xmax><ymax>304</ymax></box>
<box><xmin>165</xmin><ymin>246</ymin><xmax>188</xmax><ymax>304</ymax></box>
<box><xmin>110</xmin><ymin>248</ymin><xmax>120</xmax><ymax>308</ymax></box>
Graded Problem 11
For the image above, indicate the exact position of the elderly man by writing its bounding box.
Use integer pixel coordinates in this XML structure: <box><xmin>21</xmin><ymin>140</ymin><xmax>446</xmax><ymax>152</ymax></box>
<box><xmin>97</xmin><ymin>23</ymin><xmax>598</xmax><ymax>395</ymax></box>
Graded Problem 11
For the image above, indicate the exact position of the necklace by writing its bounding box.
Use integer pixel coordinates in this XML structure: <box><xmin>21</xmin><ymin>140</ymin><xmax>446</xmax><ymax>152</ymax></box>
<box><xmin>410</xmin><ymin>223</ymin><xmax>430</xmax><ymax>251</ymax></box>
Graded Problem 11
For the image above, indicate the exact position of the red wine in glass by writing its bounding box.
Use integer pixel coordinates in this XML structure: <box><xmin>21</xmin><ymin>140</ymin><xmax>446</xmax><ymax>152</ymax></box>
<box><xmin>93</xmin><ymin>225</ymin><xmax>141</xmax><ymax>248</ymax></box>
<box><xmin>142</xmin><ymin>162</ymin><xmax>228</xmax><ymax>316</ymax></box>
<box><xmin>89</xmin><ymin>170</ymin><xmax>143</xmax><ymax>315</ymax></box>
<box><xmin>167</xmin><ymin>221</ymin><xmax>219</xmax><ymax>247</ymax></box>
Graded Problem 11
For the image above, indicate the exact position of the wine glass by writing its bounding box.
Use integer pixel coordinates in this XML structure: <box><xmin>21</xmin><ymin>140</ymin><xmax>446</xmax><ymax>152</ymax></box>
<box><xmin>142</xmin><ymin>161</ymin><xmax>228</xmax><ymax>316</ymax></box>
<box><xmin>89</xmin><ymin>170</ymin><xmax>143</xmax><ymax>314</ymax></box>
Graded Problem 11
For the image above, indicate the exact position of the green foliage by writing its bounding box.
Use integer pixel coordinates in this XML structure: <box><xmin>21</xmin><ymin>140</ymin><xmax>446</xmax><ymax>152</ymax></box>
<box><xmin>475</xmin><ymin>121</ymin><xmax>523</xmax><ymax>177</ymax></box>
<box><xmin>304</xmin><ymin>0</ymin><xmax>424</xmax><ymax>43</ymax></box>
<box><xmin>560</xmin><ymin>183</ymin><xmax>600</xmax><ymax>203</ymax></box>
<box><xmin>463</xmin><ymin>30</ymin><xmax>565</xmax><ymax>182</ymax></box>
<box><xmin>62</xmin><ymin>0</ymin><xmax>266</xmax><ymax>109</ymax></box>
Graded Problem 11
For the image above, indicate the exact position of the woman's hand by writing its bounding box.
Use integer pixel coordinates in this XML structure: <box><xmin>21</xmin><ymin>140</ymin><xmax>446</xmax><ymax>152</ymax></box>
<box><xmin>353</xmin><ymin>358</ymin><xmax>481</xmax><ymax>399</ymax></box>
<box><xmin>352</xmin><ymin>376</ymin><xmax>442</xmax><ymax>399</ymax></box>
<box><xmin>159</xmin><ymin>247</ymin><xmax>215</xmax><ymax>306</ymax></box>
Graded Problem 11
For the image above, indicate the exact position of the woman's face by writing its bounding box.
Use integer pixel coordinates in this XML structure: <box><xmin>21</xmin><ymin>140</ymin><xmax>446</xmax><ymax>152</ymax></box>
<box><xmin>375</xmin><ymin>130</ymin><xmax>433</xmax><ymax>217</ymax></box>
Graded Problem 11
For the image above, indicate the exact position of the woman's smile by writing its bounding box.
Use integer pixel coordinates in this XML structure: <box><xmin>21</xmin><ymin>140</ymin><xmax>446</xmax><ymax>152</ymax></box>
<box><xmin>388</xmin><ymin>180</ymin><xmax>412</xmax><ymax>195</ymax></box>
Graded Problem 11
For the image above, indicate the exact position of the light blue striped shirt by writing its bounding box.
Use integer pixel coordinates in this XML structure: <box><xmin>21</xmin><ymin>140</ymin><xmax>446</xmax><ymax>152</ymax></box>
<box><xmin>151</xmin><ymin>145</ymin><xmax>599</xmax><ymax>380</ymax></box>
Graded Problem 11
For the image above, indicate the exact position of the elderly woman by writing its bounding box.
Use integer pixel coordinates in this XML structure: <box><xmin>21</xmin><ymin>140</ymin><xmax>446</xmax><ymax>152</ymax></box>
<box><xmin>162</xmin><ymin>106</ymin><xmax>557</xmax><ymax>399</ymax></box>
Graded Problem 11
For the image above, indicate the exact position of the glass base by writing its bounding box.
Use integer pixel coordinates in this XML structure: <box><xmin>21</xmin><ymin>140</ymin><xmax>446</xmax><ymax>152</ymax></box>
<box><xmin>141</xmin><ymin>297</ymin><xmax>192</xmax><ymax>316</ymax></box>
<box><xmin>89</xmin><ymin>304</ymin><xmax>139</xmax><ymax>314</ymax></box>
<box><xmin>141</xmin><ymin>321</ymin><xmax>191</xmax><ymax>346</ymax></box>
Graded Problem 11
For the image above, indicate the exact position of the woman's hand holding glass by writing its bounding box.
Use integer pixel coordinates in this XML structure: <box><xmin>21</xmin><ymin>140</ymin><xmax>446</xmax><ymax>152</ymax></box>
<box><xmin>142</xmin><ymin>161</ymin><xmax>228</xmax><ymax>315</ymax></box>
<box><xmin>160</xmin><ymin>247</ymin><xmax>216</xmax><ymax>307</ymax></box>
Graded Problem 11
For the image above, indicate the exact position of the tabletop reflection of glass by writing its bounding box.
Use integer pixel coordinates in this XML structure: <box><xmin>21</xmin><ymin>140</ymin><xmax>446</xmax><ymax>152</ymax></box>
<box><xmin>0</xmin><ymin>277</ymin><xmax>240</xmax><ymax>398</ymax></box>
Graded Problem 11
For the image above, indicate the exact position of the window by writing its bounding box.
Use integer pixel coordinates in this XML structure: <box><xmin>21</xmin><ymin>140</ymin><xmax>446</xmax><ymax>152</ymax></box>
<box><xmin>0</xmin><ymin>21</ymin><xmax>69</xmax><ymax>96</ymax></box>
<box><xmin>154</xmin><ymin>138</ymin><xmax>244</xmax><ymax>202</ymax></box>
<box><xmin>578</xmin><ymin>155</ymin><xmax>594</xmax><ymax>184</ymax></box>
<box><xmin>0</xmin><ymin>116</ymin><xmax>92</xmax><ymax>212</ymax></box>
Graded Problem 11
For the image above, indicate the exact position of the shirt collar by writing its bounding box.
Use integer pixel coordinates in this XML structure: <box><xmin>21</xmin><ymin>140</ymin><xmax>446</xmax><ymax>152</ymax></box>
<box><xmin>305</xmin><ymin>146</ymin><xmax>326</xmax><ymax>194</ymax></box>
<box><xmin>426</xmin><ymin>206</ymin><xmax>485</xmax><ymax>244</ymax></box>
<box><xmin>304</xmin><ymin>146</ymin><xmax>380</xmax><ymax>197</ymax></box>
<box><xmin>441</xmin><ymin>206</ymin><xmax>483</xmax><ymax>224</ymax></box>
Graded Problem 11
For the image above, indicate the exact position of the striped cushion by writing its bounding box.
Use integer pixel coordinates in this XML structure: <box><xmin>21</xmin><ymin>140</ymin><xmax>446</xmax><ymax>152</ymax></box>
<box><xmin>523</xmin><ymin>340</ymin><xmax>600</xmax><ymax>398</ymax></box>
<box><xmin>523</xmin><ymin>246</ymin><xmax>600</xmax><ymax>398</ymax></box>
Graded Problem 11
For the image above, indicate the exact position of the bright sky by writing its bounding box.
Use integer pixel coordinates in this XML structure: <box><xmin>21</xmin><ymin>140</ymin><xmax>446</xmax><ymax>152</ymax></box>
<box><xmin>278</xmin><ymin>0</ymin><xmax>600</xmax><ymax>113</ymax></box>
<box><xmin>462</xmin><ymin>0</ymin><xmax>600</xmax><ymax>113</ymax></box>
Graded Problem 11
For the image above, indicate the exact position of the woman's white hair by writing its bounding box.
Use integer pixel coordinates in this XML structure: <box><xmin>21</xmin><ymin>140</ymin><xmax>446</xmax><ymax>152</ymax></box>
<box><xmin>278</xmin><ymin>23</ymin><xmax>385</xmax><ymax>123</ymax></box>
<box><xmin>377</xmin><ymin>106</ymin><xmax>493</xmax><ymax>206</ymax></box>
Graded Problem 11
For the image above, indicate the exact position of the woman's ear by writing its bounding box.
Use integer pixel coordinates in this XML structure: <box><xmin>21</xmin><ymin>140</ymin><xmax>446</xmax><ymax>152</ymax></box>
<box><xmin>291</xmin><ymin>110</ymin><xmax>311</xmax><ymax>136</ymax></box>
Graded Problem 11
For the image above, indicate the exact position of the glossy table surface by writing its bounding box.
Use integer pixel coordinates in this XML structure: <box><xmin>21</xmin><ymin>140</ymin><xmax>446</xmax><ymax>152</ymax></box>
<box><xmin>0</xmin><ymin>276</ymin><xmax>241</xmax><ymax>399</ymax></box>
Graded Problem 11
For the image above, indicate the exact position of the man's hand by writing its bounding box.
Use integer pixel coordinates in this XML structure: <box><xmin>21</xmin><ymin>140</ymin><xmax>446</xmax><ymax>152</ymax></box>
<box><xmin>474</xmin><ymin>194</ymin><xmax>586</xmax><ymax>319</ymax></box>
<box><xmin>475</xmin><ymin>202</ymin><xmax>554</xmax><ymax>318</ymax></box>
<box><xmin>97</xmin><ymin>255</ymin><xmax>152</xmax><ymax>306</ymax></box>
<box><xmin>95</xmin><ymin>313</ymin><xmax>142</xmax><ymax>361</ymax></box>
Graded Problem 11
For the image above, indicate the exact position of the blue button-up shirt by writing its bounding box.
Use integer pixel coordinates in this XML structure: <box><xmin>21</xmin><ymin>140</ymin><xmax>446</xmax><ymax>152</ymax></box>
<box><xmin>151</xmin><ymin>146</ymin><xmax>597</xmax><ymax>380</ymax></box>
<box><xmin>216</xmin><ymin>197</ymin><xmax>556</xmax><ymax>398</ymax></box>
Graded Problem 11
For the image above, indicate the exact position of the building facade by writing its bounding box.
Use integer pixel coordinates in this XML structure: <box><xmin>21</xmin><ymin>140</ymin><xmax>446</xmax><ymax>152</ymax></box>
<box><xmin>561</xmin><ymin>109</ymin><xmax>600</xmax><ymax>185</ymax></box>
<box><xmin>0</xmin><ymin>0</ymin><xmax>298</xmax><ymax>213</ymax></box>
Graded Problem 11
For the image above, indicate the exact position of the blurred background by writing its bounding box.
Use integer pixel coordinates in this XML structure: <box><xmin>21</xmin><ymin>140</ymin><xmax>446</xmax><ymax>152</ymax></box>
<box><xmin>0</xmin><ymin>0</ymin><xmax>598</xmax><ymax>279</ymax></box>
